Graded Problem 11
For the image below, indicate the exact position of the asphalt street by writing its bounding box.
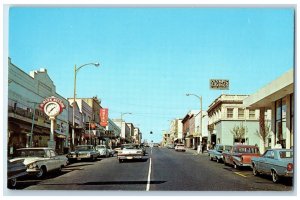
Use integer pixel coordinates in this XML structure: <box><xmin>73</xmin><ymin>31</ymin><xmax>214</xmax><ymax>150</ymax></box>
<box><xmin>13</xmin><ymin>147</ymin><xmax>293</xmax><ymax>192</ymax></box>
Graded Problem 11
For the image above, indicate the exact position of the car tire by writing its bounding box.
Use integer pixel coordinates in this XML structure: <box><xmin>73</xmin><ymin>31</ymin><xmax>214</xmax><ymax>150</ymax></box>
<box><xmin>119</xmin><ymin>159</ymin><xmax>123</xmax><ymax>163</ymax></box>
<box><xmin>252</xmin><ymin>165</ymin><xmax>258</xmax><ymax>176</ymax></box>
<box><xmin>8</xmin><ymin>178</ymin><xmax>17</xmax><ymax>189</ymax></box>
<box><xmin>272</xmin><ymin>170</ymin><xmax>280</xmax><ymax>183</ymax></box>
<box><xmin>216</xmin><ymin>158</ymin><xmax>220</xmax><ymax>163</ymax></box>
<box><xmin>36</xmin><ymin>166</ymin><xmax>46</xmax><ymax>178</ymax></box>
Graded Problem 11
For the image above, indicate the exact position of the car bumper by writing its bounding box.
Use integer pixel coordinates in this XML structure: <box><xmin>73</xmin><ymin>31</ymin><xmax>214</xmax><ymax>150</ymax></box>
<box><xmin>118</xmin><ymin>155</ymin><xmax>143</xmax><ymax>160</ymax></box>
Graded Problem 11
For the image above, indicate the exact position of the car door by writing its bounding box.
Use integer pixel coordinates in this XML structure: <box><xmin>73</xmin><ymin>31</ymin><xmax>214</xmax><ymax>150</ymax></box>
<box><xmin>49</xmin><ymin>150</ymin><xmax>59</xmax><ymax>170</ymax></box>
<box><xmin>260</xmin><ymin>150</ymin><xmax>273</xmax><ymax>173</ymax></box>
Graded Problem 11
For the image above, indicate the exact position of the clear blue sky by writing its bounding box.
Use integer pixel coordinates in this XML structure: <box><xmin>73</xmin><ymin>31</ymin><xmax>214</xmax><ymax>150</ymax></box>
<box><xmin>8</xmin><ymin>7</ymin><xmax>294</xmax><ymax>143</ymax></box>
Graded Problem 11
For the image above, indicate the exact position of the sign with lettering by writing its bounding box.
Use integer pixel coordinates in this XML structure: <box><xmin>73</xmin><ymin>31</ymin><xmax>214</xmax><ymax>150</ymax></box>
<box><xmin>210</xmin><ymin>79</ymin><xmax>229</xmax><ymax>90</ymax></box>
<box><xmin>100</xmin><ymin>108</ymin><xmax>108</xmax><ymax>127</ymax></box>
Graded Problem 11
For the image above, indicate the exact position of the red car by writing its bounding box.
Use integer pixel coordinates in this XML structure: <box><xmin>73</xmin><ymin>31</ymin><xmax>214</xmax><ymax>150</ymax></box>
<box><xmin>222</xmin><ymin>144</ymin><xmax>260</xmax><ymax>169</ymax></box>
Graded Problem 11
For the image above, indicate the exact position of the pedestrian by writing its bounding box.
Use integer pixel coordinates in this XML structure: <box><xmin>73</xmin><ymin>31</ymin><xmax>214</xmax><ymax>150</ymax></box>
<box><xmin>274</xmin><ymin>141</ymin><xmax>282</xmax><ymax>149</ymax></box>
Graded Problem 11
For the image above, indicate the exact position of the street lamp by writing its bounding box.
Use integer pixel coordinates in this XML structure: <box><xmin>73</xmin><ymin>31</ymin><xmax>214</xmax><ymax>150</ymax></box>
<box><xmin>72</xmin><ymin>62</ymin><xmax>100</xmax><ymax>150</ymax></box>
<box><xmin>186</xmin><ymin>93</ymin><xmax>202</xmax><ymax>150</ymax></box>
<box><xmin>27</xmin><ymin>101</ymin><xmax>40</xmax><ymax>147</ymax></box>
<box><xmin>120</xmin><ymin>112</ymin><xmax>132</xmax><ymax>144</ymax></box>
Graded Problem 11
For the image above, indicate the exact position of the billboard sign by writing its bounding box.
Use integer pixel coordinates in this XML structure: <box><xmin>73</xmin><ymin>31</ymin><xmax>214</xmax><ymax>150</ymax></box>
<box><xmin>100</xmin><ymin>108</ymin><xmax>108</xmax><ymax>127</ymax></box>
<box><xmin>210</xmin><ymin>79</ymin><xmax>229</xmax><ymax>90</ymax></box>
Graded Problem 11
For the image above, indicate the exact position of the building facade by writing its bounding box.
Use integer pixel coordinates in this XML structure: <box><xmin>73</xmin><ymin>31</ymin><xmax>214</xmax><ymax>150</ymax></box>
<box><xmin>244</xmin><ymin>68</ymin><xmax>294</xmax><ymax>151</ymax></box>
<box><xmin>207</xmin><ymin>94</ymin><xmax>262</xmax><ymax>149</ymax></box>
<box><xmin>8</xmin><ymin>58</ymin><xmax>69</xmax><ymax>155</ymax></box>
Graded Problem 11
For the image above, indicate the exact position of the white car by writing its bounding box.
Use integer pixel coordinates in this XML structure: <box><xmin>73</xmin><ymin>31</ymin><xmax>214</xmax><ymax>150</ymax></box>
<box><xmin>175</xmin><ymin>144</ymin><xmax>186</xmax><ymax>152</ymax></box>
<box><xmin>9</xmin><ymin>148</ymin><xmax>68</xmax><ymax>178</ymax></box>
<box><xmin>96</xmin><ymin>145</ymin><xmax>109</xmax><ymax>157</ymax></box>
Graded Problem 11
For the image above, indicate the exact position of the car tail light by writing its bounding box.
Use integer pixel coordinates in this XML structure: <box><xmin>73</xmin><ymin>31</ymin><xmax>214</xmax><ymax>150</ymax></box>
<box><xmin>287</xmin><ymin>163</ymin><xmax>293</xmax><ymax>171</ymax></box>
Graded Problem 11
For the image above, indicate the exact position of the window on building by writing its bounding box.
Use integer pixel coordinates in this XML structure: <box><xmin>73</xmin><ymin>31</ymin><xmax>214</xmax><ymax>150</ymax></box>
<box><xmin>238</xmin><ymin>108</ymin><xmax>244</xmax><ymax>119</ymax></box>
<box><xmin>249</xmin><ymin>109</ymin><xmax>256</xmax><ymax>119</ymax></box>
<box><xmin>227</xmin><ymin>108</ymin><xmax>233</xmax><ymax>118</ymax></box>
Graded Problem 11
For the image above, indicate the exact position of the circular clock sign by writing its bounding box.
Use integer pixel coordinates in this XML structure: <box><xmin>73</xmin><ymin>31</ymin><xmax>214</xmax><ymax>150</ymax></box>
<box><xmin>40</xmin><ymin>96</ymin><xmax>65</xmax><ymax>118</ymax></box>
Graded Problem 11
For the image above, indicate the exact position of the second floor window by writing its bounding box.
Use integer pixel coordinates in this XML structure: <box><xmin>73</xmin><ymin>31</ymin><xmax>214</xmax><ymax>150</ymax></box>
<box><xmin>238</xmin><ymin>108</ymin><xmax>244</xmax><ymax>118</ymax></box>
<box><xmin>249</xmin><ymin>109</ymin><xmax>256</xmax><ymax>119</ymax></box>
<box><xmin>227</xmin><ymin>108</ymin><xmax>234</xmax><ymax>118</ymax></box>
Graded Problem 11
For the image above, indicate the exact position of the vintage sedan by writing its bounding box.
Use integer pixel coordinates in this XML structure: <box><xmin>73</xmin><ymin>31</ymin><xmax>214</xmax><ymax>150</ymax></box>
<box><xmin>96</xmin><ymin>145</ymin><xmax>109</xmax><ymax>158</ymax></box>
<box><xmin>175</xmin><ymin>144</ymin><xmax>186</xmax><ymax>152</ymax></box>
<box><xmin>7</xmin><ymin>159</ymin><xmax>27</xmax><ymax>188</ymax></box>
<box><xmin>9</xmin><ymin>148</ymin><xmax>68</xmax><ymax>178</ymax></box>
<box><xmin>222</xmin><ymin>145</ymin><xmax>260</xmax><ymax>169</ymax></box>
<box><xmin>251</xmin><ymin>149</ymin><xmax>293</xmax><ymax>183</ymax></box>
<box><xmin>117</xmin><ymin>144</ymin><xmax>144</xmax><ymax>163</ymax></box>
<box><xmin>208</xmin><ymin>144</ymin><xmax>232</xmax><ymax>163</ymax></box>
<box><xmin>67</xmin><ymin>145</ymin><xmax>99</xmax><ymax>162</ymax></box>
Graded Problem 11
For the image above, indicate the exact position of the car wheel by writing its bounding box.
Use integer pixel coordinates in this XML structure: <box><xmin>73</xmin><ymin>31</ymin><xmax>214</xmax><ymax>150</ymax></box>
<box><xmin>252</xmin><ymin>165</ymin><xmax>258</xmax><ymax>176</ymax></box>
<box><xmin>272</xmin><ymin>170</ymin><xmax>280</xmax><ymax>183</ymax></box>
<box><xmin>57</xmin><ymin>165</ymin><xmax>62</xmax><ymax>173</ymax></box>
<box><xmin>8</xmin><ymin>178</ymin><xmax>17</xmax><ymax>188</ymax></box>
<box><xmin>210</xmin><ymin>156</ymin><xmax>213</xmax><ymax>161</ymax></box>
<box><xmin>36</xmin><ymin>166</ymin><xmax>46</xmax><ymax>178</ymax></box>
<box><xmin>119</xmin><ymin>159</ymin><xmax>123</xmax><ymax>163</ymax></box>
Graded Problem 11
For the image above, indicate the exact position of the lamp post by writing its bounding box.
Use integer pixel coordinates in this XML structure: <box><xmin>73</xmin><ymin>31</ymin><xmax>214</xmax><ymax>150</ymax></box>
<box><xmin>120</xmin><ymin>112</ymin><xmax>132</xmax><ymax>144</ymax></box>
<box><xmin>72</xmin><ymin>62</ymin><xmax>99</xmax><ymax>150</ymax></box>
<box><xmin>27</xmin><ymin>101</ymin><xmax>40</xmax><ymax>147</ymax></box>
<box><xmin>186</xmin><ymin>93</ymin><xmax>202</xmax><ymax>149</ymax></box>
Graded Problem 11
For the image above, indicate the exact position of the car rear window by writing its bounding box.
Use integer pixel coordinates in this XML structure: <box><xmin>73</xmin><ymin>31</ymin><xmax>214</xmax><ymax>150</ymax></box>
<box><xmin>237</xmin><ymin>147</ymin><xmax>259</xmax><ymax>154</ymax></box>
<box><xmin>279</xmin><ymin>151</ymin><xmax>293</xmax><ymax>158</ymax></box>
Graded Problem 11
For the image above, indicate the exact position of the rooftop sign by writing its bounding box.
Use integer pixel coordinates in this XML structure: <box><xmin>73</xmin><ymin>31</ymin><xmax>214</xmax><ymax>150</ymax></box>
<box><xmin>210</xmin><ymin>79</ymin><xmax>229</xmax><ymax>90</ymax></box>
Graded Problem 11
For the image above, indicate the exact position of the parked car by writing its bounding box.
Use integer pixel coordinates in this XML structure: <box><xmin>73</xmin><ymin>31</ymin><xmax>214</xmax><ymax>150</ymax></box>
<box><xmin>251</xmin><ymin>149</ymin><xmax>293</xmax><ymax>183</ymax></box>
<box><xmin>107</xmin><ymin>147</ymin><xmax>115</xmax><ymax>157</ymax></box>
<box><xmin>208</xmin><ymin>144</ymin><xmax>232</xmax><ymax>163</ymax></box>
<box><xmin>9</xmin><ymin>148</ymin><xmax>68</xmax><ymax>178</ymax></box>
<box><xmin>67</xmin><ymin>145</ymin><xmax>99</xmax><ymax>162</ymax></box>
<box><xmin>96</xmin><ymin>145</ymin><xmax>109</xmax><ymax>158</ymax></box>
<box><xmin>7</xmin><ymin>159</ymin><xmax>27</xmax><ymax>188</ymax></box>
<box><xmin>166</xmin><ymin>144</ymin><xmax>175</xmax><ymax>149</ymax></box>
<box><xmin>175</xmin><ymin>144</ymin><xmax>186</xmax><ymax>152</ymax></box>
<box><xmin>138</xmin><ymin>144</ymin><xmax>147</xmax><ymax>155</ymax></box>
<box><xmin>222</xmin><ymin>144</ymin><xmax>260</xmax><ymax>169</ymax></box>
<box><xmin>117</xmin><ymin>144</ymin><xmax>144</xmax><ymax>163</ymax></box>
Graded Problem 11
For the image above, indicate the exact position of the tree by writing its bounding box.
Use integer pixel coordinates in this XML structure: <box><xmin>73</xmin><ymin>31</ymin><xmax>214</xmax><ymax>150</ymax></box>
<box><xmin>256</xmin><ymin>119</ymin><xmax>271</xmax><ymax>153</ymax></box>
<box><xmin>231</xmin><ymin>123</ymin><xmax>247</xmax><ymax>143</ymax></box>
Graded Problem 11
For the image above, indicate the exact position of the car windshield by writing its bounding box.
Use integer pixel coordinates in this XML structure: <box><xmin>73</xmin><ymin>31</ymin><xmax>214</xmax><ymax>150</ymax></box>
<box><xmin>75</xmin><ymin>146</ymin><xmax>93</xmax><ymax>151</ymax></box>
<box><xmin>121</xmin><ymin>144</ymin><xmax>136</xmax><ymax>149</ymax></box>
<box><xmin>225</xmin><ymin>146</ymin><xmax>232</xmax><ymax>151</ymax></box>
<box><xmin>216</xmin><ymin>145</ymin><xmax>224</xmax><ymax>151</ymax></box>
<box><xmin>16</xmin><ymin>149</ymin><xmax>46</xmax><ymax>158</ymax></box>
<box><xmin>96</xmin><ymin>146</ymin><xmax>106</xmax><ymax>149</ymax></box>
<box><xmin>279</xmin><ymin>151</ymin><xmax>293</xmax><ymax>158</ymax></box>
<box><xmin>237</xmin><ymin>147</ymin><xmax>259</xmax><ymax>154</ymax></box>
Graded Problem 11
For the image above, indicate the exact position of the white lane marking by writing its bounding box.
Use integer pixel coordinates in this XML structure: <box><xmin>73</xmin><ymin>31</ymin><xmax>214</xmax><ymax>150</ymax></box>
<box><xmin>146</xmin><ymin>157</ymin><xmax>152</xmax><ymax>191</ymax></box>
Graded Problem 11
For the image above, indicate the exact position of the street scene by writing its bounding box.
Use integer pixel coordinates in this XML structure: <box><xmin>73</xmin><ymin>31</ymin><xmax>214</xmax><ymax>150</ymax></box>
<box><xmin>4</xmin><ymin>6</ymin><xmax>295</xmax><ymax>195</ymax></box>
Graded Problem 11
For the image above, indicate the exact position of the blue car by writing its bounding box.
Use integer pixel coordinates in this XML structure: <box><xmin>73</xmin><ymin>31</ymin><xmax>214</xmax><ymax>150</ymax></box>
<box><xmin>251</xmin><ymin>149</ymin><xmax>293</xmax><ymax>183</ymax></box>
<box><xmin>208</xmin><ymin>144</ymin><xmax>232</xmax><ymax>163</ymax></box>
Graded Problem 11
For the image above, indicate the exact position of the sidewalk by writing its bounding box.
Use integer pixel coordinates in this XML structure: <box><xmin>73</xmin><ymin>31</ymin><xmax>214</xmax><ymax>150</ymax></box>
<box><xmin>185</xmin><ymin>148</ymin><xmax>209</xmax><ymax>156</ymax></box>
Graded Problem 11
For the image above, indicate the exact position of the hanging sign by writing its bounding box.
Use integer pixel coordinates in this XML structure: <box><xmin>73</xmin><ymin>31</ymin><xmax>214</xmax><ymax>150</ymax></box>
<box><xmin>100</xmin><ymin>108</ymin><xmax>109</xmax><ymax>127</ymax></box>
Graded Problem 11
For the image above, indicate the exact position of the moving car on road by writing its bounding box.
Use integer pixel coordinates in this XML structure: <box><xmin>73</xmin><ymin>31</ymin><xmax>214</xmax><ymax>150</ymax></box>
<box><xmin>222</xmin><ymin>144</ymin><xmax>260</xmax><ymax>169</ymax></box>
<box><xmin>208</xmin><ymin>144</ymin><xmax>232</xmax><ymax>163</ymax></box>
<box><xmin>67</xmin><ymin>145</ymin><xmax>99</xmax><ymax>162</ymax></box>
<box><xmin>251</xmin><ymin>149</ymin><xmax>293</xmax><ymax>183</ymax></box>
<box><xmin>175</xmin><ymin>144</ymin><xmax>186</xmax><ymax>152</ymax></box>
<box><xmin>117</xmin><ymin>144</ymin><xmax>144</xmax><ymax>163</ymax></box>
<box><xmin>7</xmin><ymin>159</ymin><xmax>27</xmax><ymax>188</ymax></box>
<box><xmin>96</xmin><ymin>145</ymin><xmax>109</xmax><ymax>158</ymax></box>
<box><xmin>10</xmin><ymin>148</ymin><xmax>68</xmax><ymax>178</ymax></box>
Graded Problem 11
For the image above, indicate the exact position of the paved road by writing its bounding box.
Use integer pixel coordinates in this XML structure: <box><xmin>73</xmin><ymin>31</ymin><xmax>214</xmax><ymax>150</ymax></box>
<box><xmin>15</xmin><ymin>147</ymin><xmax>293</xmax><ymax>192</ymax></box>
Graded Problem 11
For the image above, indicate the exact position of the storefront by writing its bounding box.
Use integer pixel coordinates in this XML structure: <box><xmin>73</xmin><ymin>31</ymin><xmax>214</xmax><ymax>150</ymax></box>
<box><xmin>244</xmin><ymin>69</ymin><xmax>293</xmax><ymax>150</ymax></box>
